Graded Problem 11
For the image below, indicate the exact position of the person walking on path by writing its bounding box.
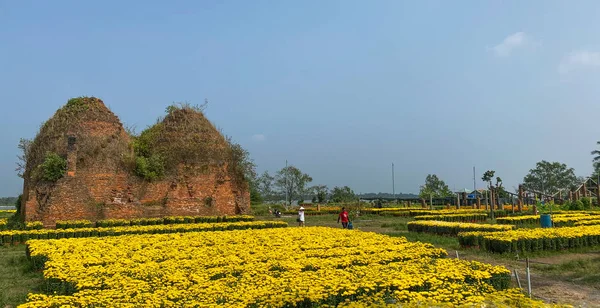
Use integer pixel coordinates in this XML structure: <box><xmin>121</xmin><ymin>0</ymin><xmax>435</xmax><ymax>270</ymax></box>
<box><xmin>338</xmin><ymin>207</ymin><xmax>350</xmax><ymax>229</ymax></box>
<box><xmin>298</xmin><ymin>206</ymin><xmax>305</xmax><ymax>227</ymax></box>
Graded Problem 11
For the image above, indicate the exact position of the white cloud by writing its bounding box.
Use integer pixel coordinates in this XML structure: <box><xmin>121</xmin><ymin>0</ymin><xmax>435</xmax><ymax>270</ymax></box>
<box><xmin>558</xmin><ymin>50</ymin><xmax>600</xmax><ymax>74</ymax></box>
<box><xmin>490</xmin><ymin>32</ymin><xmax>530</xmax><ymax>57</ymax></box>
<box><xmin>251</xmin><ymin>134</ymin><xmax>266</xmax><ymax>142</ymax></box>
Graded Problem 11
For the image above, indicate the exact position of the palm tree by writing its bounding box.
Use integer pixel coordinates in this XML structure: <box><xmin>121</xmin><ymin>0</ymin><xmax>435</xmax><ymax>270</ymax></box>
<box><xmin>591</xmin><ymin>141</ymin><xmax>600</xmax><ymax>176</ymax></box>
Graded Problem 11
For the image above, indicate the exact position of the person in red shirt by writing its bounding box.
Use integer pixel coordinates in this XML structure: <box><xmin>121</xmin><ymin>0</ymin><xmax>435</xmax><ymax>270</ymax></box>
<box><xmin>337</xmin><ymin>207</ymin><xmax>350</xmax><ymax>229</ymax></box>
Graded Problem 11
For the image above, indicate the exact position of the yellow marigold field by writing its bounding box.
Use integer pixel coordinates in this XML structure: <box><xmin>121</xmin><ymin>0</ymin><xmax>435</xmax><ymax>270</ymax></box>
<box><xmin>21</xmin><ymin>227</ymin><xmax>556</xmax><ymax>307</ymax></box>
<box><xmin>407</xmin><ymin>220</ymin><xmax>514</xmax><ymax>236</ymax></box>
<box><xmin>459</xmin><ymin>225</ymin><xmax>600</xmax><ymax>253</ymax></box>
<box><xmin>496</xmin><ymin>213</ymin><xmax>597</xmax><ymax>225</ymax></box>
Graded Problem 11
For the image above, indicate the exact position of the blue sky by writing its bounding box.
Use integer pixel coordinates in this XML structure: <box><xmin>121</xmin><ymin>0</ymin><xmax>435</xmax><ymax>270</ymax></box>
<box><xmin>2</xmin><ymin>0</ymin><xmax>600</xmax><ymax>197</ymax></box>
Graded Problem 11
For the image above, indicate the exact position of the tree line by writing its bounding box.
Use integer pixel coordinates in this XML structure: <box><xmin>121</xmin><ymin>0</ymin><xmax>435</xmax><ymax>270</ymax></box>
<box><xmin>419</xmin><ymin>142</ymin><xmax>600</xmax><ymax>204</ymax></box>
<box><xmin>249</xmin><ymin>166</ymin><xmax>358</xmax><ymax>205</ymax></box>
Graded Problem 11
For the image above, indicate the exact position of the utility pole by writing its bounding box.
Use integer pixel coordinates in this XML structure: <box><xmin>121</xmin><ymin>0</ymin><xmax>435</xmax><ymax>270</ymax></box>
<box><xmin>285</xmin><ymin>160</ymin><xmax>288</xmax><ymax>206</ymax></box>
<box><xmin>473</xmin><ymin>166</ymin><xmax>476</xmax><ymax>192</ymax></box>
<box><xmin>392</xmin><ymin>163</ymin><xmax>395</xmax><ymax>198</ymax></box>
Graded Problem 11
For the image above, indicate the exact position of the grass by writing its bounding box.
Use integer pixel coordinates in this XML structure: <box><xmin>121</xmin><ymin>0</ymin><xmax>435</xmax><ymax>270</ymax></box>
<box><xmin>0</xmin><ymin>246</ymin><xmax>43</xmax><ymax>308</ymax></box>
<box><xmin>530</xmin><ymin>255</ymin><xmax>600</xmax><ymax>288</ymax></box>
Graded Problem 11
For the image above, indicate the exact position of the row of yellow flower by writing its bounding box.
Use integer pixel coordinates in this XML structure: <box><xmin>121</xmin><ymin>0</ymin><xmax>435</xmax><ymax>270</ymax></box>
<box><xmin>365</xmin><ymin>208</ymin><xmax>488</xmax><ymax>217</ymax></box>
<box><xmin>407</xmin><ymin>220</ymin><xmax>514</xmax><ymax>236</ymax></box>
<box><xmin>0</xmin><ymin>218</ymin><xmax>6</xmax><ymax>230</ymax></box>
<box><xmin>56</xmin><ymin>215</ymin><xmax>255</xmax><ymax>229</ymax></box>
<box><xmin>0</xmin><ymin>209</ymin><xmax>16</xmax><ymax>213</ymax></box>
<box><xmin>575</xmin><ymin>219</ymin><xmax>600</xmax><ymax>226</ymax></box>
<box><xmin>458</xmin><ymin>225</ymin><xmax>600</xmax><ymax>253</ymax></box>
<box><xmin>0</xmin><ymin>221</ymin><xmax>287</xmax><ymax>246</ymax></box>
<box><xmin>21</xmin><ymin>227</ymin><xmax>546</xmax><ymax>307</ymax></box>
<box><xmin>334</xmin><ymin>288</ymin><xmax>566</xmax><ymax>307</ymax></box>
<box><xmin>496</xmin><ymin>212</ymin><xmax>600</xmax><ymax>225</ymax></box>
<box><xmin>553</xmin><ymin>215</ymin><xmax>600</xmax><ymax>227</ymax></box>
<box><xmin>413</xmin><ymin>213</ymin><xmax>488</xmax><ymax>222</ymax></box>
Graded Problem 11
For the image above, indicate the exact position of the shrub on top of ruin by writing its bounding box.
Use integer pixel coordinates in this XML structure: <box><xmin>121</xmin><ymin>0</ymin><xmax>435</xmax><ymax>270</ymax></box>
<box><xmin>39</xmin><ymin>152</ymin><xmax>67</xmax><ymax>182</ymax></box>
<box><xmin>135</xmin><ymin>154</ymin><xmax>165</xmax><ymax>181</ymax></box>
<box><xmin>65</xmin><ymin>97</ymin><xmax>91</xmax><ymax>112</ymax></box>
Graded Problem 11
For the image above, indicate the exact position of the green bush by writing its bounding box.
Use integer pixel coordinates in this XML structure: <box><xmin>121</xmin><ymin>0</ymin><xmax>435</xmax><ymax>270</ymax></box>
<box><xmin>581</xmin><ymin>197</ymin><xmax>592</xmax><ymax>210</ymax></box>
<box><xmin>135</xmin><ymin>154</ymin><xmax>165</xmax><ymax>181</ymax></box>
<box><xmin>39</xmin><ymin>152</ymin><xmax>67</xmax><ymax>182</ymax></box>
<box><xmin>570</xmin><ymin>200</ymin><xmax>584</xmax><ymax>211</ymax></box>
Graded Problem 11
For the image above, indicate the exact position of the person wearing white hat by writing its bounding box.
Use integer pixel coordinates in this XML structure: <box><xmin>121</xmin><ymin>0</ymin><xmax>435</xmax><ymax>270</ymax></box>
<box><xmin>297</xmin><ymin>206</ymin><xmax>305</xmax><ymax>227</ymax></box>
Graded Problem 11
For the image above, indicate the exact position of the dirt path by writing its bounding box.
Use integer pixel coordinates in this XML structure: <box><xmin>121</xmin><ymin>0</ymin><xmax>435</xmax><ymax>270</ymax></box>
<box><xmin>451</xmin><ymin>250</ymin><xmax>600</xmax><ymax>307</ymax></box>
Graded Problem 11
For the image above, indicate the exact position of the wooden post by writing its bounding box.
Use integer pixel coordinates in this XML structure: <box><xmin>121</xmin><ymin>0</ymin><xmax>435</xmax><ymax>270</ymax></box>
<box><xmin>462</xmin><ymin>192</ymin><xmax>468</xmax><ymax>208</ymax></box>
<box><xmin>583</xmin><ymin>182</ymin><xmax>588</xmax><ymax>198</ymax></box>
<box><xmin>526</xmin><ymin>258</ymin><xmax>532</xmax><ymax>298</ymax></box>
<box><xmin>420</xmin><ymin>199</ymin><xmax>426</xmax><ymax>208</ymax></box>
<box><xmin>569</xmin><ymin>190</ymin><xmax>573</xmax><ymax>201</ymax></box>
<box><xmin>518</xmin><ymin>185</ymin><xmax>524</xmax><ymax>212</ymax></box>
<box><xmin>476</xmin><ymin>196</ymin><xmax>481</xmax><ymax>209</ymax></box>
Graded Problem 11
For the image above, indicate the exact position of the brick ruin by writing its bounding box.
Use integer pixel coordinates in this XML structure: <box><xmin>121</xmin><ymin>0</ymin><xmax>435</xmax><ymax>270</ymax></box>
<box><xmin>21</xmin><ymin>97</ymin><xmax>250</xmax><ymax>227</ymax></box>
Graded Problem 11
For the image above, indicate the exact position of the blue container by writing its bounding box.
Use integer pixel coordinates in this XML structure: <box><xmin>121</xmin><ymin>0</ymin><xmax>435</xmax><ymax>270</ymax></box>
<box><xmin>540</xmin><ymin>214</ymin><xmax>553</xmax><ymax>228</ymax></box>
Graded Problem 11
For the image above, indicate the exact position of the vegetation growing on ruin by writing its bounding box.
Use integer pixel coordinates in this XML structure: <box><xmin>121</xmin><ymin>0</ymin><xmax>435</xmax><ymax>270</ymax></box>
<box><xmin>130</xmin><ymin>102</ymin><xmax>254</xmax><ymax>187</ymax></box>
<box><xmin>38</xmin><ymin>153</ymin><xmax>66</xmax><ymax>182</ymax></box>
<box><xmin>22</xmin><ymin>97</ymin><xmax>129</xmax><ymax>186</ymax></box>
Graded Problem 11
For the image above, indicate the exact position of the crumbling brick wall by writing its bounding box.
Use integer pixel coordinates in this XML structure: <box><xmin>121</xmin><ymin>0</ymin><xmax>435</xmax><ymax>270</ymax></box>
<box><xmin>22</xmin><ymin>98</ymin><xmax>250</xmax><ymax>227</ymax></box>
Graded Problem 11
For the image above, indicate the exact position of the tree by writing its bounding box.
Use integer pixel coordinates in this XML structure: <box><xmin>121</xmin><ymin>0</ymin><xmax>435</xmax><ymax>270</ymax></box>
<box><xmin>228</xmin><ymin>141</ymin><xmax>260</xmax><ymax>204</ymax></box>
<box><xmin>255</xmin><ymin>171</ymin><xmax>276</xmax><ymax>201</ymax></box>
<box><xmin>310</xmin><ymin>185</ymin><xmax>329</xmax><ymax>203</ymax></box>
<box><xmin>523</xmin><ymin>161</ymin><xmax>578</xmax><ymax>196</ymax></box>
<box><xmin>274</xmin><ymin>166</ymin><xmax>312</xmax><ymax>205</ymax></box>
<box><xmin>330</xmin><ymin>186</ymin><xmax>356</xmax><ymax>203</ymax></box>
<box><xmin>418</xmin><ymin>174</ymin><xmax>452</xmax><ymax>199</ymax></box>
<box><xmin>592</xmin><ymin>141</ymin><xmax>600</xmax><ymax>176</ymax></box>
<box><xmin>16</xmin><ymin>138</ymin><xmax>32</xmax><ymax>178</ymax></box>
<box><xmin>482</xmin><ymin>170</ymin><xmax>503</xmax><ymax>215</ymax></box>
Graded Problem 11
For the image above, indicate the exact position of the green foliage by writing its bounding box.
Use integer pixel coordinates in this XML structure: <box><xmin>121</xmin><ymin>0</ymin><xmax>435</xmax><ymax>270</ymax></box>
<box><xmin>330</xmin><ymin>186</ymin><xmax>356</xmax><ymax>203</ymax></box>
<box><xmin>581</xmin><ymin>197</ymin><xmax>592</xmax><ymax>210</ymax></box>
<box><xmin>134</xmin><ymin>155</ymin><xmax>165</xmax><ymax>181</ymax></box>
<box><xmin>249</xmin><ymin>184</ymin><xmax>263</xmax><ymax>205</ymax></box>
<box><xmin>523</xmin><ymin>161</ymin><xmax>578</xmax><ymax>195</ymax></box>
<box><xmin>0</xmin><ymin>197</ymin><xmax>17</xmax><ymax>207</ymax></box>
<box><xmin>65</xmin><ymin>97</ymin><xmax>90</xmax><ymax>111</ymax></box>
<box><xmin>569</xmin><ymin>200</ymin><xmax>584</xmax><ymax>211</ymax></box>
<box><xmin>482</xmin><ymin>170</ymin><xmax>495</xmax><ymax>184</ymax></box>
<box><xmin>38</xmin><ymin>153</ymin><xmax>66</xmax><ymax>182</ymax></box>
<box><xmin>14</xmin><ymin>195</ymin><xmax>22</xmax><ymax>217</ymax></box>
<box><xmin>257</xmin><ymin>171</ymin><xmax>276</xmax><ymax>201</ymax></box>
<box><xmin>275</xmin><ymin>166</ymin><xmax>313</xmax><ymax>205</ymax></box>
<box><xmin>228</xmin><ymin>140</ymin><xmax>256</xmax><ymax>185</ymax></box>
<box><xmin>419</xmin><ymin>174</ymin><xmax>452</xmax><ymax>199</ymax></box>
<box><xmin>132</xmin><ymin>123</ymin><xmax>163</xmax><ymax>158</ymax></box>
<box><xmin>311</xmin><ymin>185</ymin><xmax>329</xmax><ymax>203</ymax></box>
